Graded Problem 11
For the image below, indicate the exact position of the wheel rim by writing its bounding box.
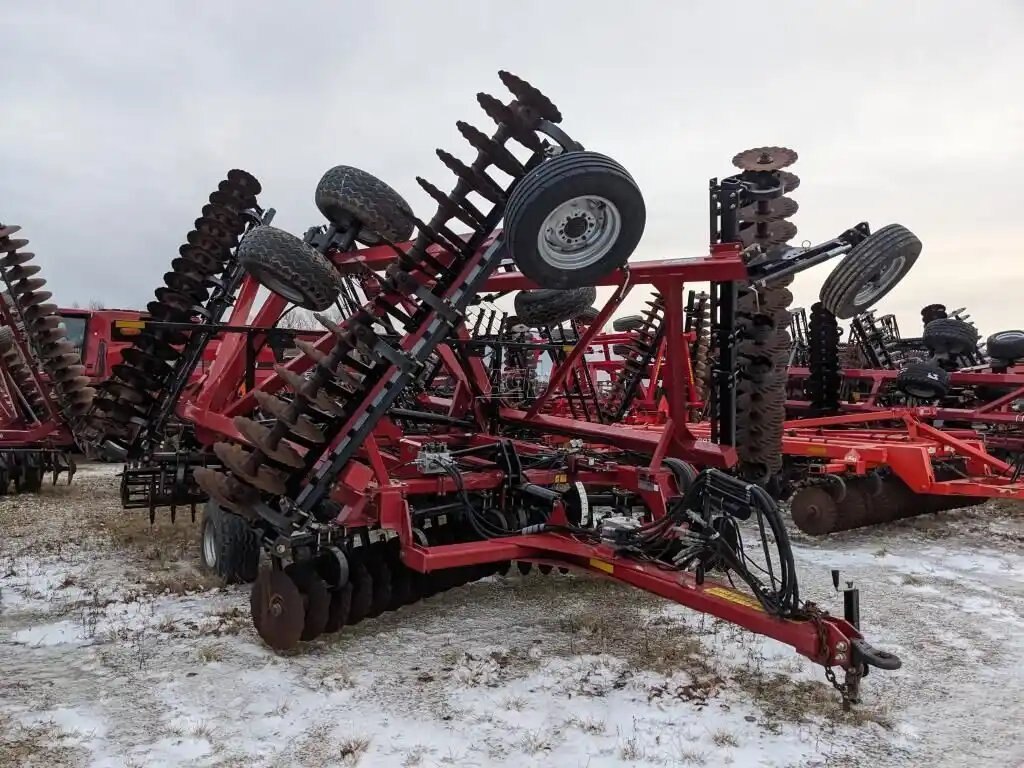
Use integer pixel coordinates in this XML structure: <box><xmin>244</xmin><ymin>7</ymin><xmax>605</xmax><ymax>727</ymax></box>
<box><xmin>536</xmin><ymin>196</ymin><xmax>621</xmax><ymax>271</ymax></box>
<box><xmin>852</xmin><ymin>255</ymin><xmax>906</xmax><ymax>307</ymax></box>
<box><xmin>995</xmin><ymin>331</ymin><xmax>1024</xmax><ymax>342</ymax></box>
<box><xmin>202</xmin><ymin>523</ymin><xmax>217</xmax><ymax>568</ymax></box>
<box><xmin>250</xmin><ymin>266</ymin><xmax>308</xmax><ymax>305</ymax></box>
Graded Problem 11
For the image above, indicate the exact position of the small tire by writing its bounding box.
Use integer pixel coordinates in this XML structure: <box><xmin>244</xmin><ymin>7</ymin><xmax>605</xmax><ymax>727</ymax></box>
<box><xmin>576</xmin><ymin>306</ymin><xmax>601</xmax><ymax>324</ymax></box>
<box><xmin>819</xmin><ymin>224</ymin><xmax>922</xmax><ymax>319</ymax></box>
<box><xmin>922</xmin><ymin>318</ymin><xmax>979</xmax><ymax>356</ymax></box>
<box><xmin>612</xmin><ymin>314</ymin><xmax>645</xmax><ymax>332</ymax></box>
<box><xmin>986</xmin><ymin>330</ymin><xmax>1024</xmax><ymax>361</ymax></box>
<box><xmin>314</xmin><ymin>166</ymin><xmax>414</xmax><ymax>245</ymax></box>
<box><xmin>504</xmin><ymin>151</ymin><xmax>645</xmax><ymax>289</ymax></box>
<box><xmin>238</xmin><ymin>226</ymin><xmax>340</xmax><ymax>311</ymax></box>
<box><xmin>612</xmin><ymin>344</ymin><xmax>633</xmax><ymax>356</ymax></box>
<box><xmin>199</xmin><ymin>503</ymin><xmax>260</xmax><ymax>584</ymax></box>
<box><xmin>514</xmin><ymin>287</ymin><xmax>597</xmax><ymax>327</ymax></box>
<box><xmin>896</xmin><ymin>362</ymin><xmax>950</xmax><ymax>400</ymax></box>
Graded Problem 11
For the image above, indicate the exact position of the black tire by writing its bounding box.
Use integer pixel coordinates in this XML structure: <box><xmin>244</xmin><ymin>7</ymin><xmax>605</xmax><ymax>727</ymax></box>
<box><xmin>921</xmin><ymin>304</ymin><xmax>947</xmax><ymax>325</ymax></box>
<box><xmin>922</xmin><ymin>318</ymin><xmax>979</xmax><ymax>356</ymax></box>
<box><xmin>199</xmin><ymin>503</ymin><xmax>260</xmax><ymax>584</ymax></box>
<box><xmin>514</xmin><ymin>287</ymin><xmax>597</xmax><ymax>327</ymax></box>
<box><xmin>896</xmin><ymin>362</ymin><xmax>950</xmax><ymax>400</ymax></box>
<box><xmin>663</xmin><ymin>458</ymin><xmax>698</xmax><ymax>494</ymax></box>
<box><xmin>19</xmin><ymin>465</ymin><xmax>43</xmax><ymax>493</ymax></box>
<box><xmin>314</xmin><ymin>166</ymin><xmax>414</xmax><ymax>245</ymax></box>
<box><xmin>612</xmin><ymin>314</ymin><xmax>645</xmax><ymax>332</ymax></box>
<box><xmin>576</xmin><ymin>306</ymin><xmax>600</xmax><ymax>324</ymax></box>
<box><xmin>612</xmin><ymin>344</ymin><xmax>633</xmax><ymax>356</ymax></box>
<box><xmin>238</xmin><ymin>226</ymin><xmax>339</xmax><ymax>311</ymax></box>
<box><xmin>986</xmin><ymin>330</ymin><xmax>1024</xmax><ymax>361</ymax></box>
<box><xmin>819</xmin><ymin>224</ymin><xmax>922</xmax><ymax>319</ymax></box>
<box><xmin>504</xmin><ymin>151</ymin><xmax>645</xmax><ymax>289</ymax></box>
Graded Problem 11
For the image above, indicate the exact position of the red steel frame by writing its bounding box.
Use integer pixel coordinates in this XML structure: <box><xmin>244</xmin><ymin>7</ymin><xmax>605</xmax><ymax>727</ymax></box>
<box><xmin>0</xmin><ymin>298</ymin><xmax>73</xmax><ymax>449</ymax></box>
<box><xmin>165</xmin><ymin>237</ymin><xmax>878</xmax><ymax>671</ymax></box>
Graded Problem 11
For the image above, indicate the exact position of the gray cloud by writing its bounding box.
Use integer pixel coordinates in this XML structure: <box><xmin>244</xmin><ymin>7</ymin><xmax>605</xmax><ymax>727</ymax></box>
<box><xmin>3</xmin><ymin>0</ymin><xmax>1023</xmax><ymax>335</ymax></box>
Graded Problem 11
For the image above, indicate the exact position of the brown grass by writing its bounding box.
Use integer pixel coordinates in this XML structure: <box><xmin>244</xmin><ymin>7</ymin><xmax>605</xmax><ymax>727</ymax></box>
<box><xmin>0</xmin><ymin>713</ymin><xmax>83</xmax><ymax>767</ymax></box>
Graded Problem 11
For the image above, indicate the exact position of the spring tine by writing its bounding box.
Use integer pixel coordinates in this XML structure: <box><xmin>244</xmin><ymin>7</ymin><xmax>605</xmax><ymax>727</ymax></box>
<box><xmin>456</xmin><ymin>121</ymin><xmax>524</xmax><ymax>177</ymax></box>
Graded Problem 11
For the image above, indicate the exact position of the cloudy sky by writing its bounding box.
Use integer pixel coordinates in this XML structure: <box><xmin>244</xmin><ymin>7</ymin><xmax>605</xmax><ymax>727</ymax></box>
<box><xmin>3</xmin><ymin>1</ymin><xmax>1023</xmax><ymax>336</ymax></box>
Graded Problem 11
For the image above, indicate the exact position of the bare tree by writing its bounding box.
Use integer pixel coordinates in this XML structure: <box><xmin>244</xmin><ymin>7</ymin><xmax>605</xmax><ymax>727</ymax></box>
<box><xmin>88</xmin><ymin>299</ymin><xmax>106</xmax><ymax>310</ymax></box>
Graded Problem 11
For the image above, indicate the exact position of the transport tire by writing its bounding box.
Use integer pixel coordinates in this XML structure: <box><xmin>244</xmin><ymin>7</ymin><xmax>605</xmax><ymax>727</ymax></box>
<box><xmin>314</xmin><ymin>165</ymin><xmax>415</xmax><ymax>245</ymax></box>
<box><xmin>514</xmin><ymin>286</ymin><xmax>597</xmax><ymax>326</ymax></box>
<box><xmin>238</xmin><ymin>226</ymin><xmax>339</xmax><ymax>311</ymax></box>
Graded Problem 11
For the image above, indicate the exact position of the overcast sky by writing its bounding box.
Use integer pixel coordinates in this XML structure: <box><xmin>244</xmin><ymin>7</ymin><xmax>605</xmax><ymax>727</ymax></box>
<box><xmin>3</xmin><ymin>1</ymin><xmax>1023</xmax><ymax>337</ymax></box>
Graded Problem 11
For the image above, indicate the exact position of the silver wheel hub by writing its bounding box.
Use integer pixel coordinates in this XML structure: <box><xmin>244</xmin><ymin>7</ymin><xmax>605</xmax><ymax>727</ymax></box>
<box><xmin>537</xmin><ymin>196</ymin><xmax>621</xmax><ymax>271</ymax></box>
<box><xmin>853</xmin><ymin>255</ymin><xmax>905</xmax><ymax>307</ymax></box>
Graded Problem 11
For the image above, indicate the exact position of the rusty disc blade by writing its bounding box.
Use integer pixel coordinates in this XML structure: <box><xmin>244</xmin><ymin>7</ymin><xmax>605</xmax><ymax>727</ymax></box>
<box><xmin>739</xmin><ymin>220</ymin><xmax>798</xmax><ymax>248</ymax></box>
<box><xmin>324</xmin><ymin>583</ymin><xmax>353</xmax><ymax>633</ymax></box>
<box><xmin>732</xmin><ymin>146</ymin><xmax>798</xmax><ymax>172</ymax></box>
<box><xmin>285</xmin><ymin>562</ymin><xmax>331</xmax><ymax>642</ymax></box>
<box><xmin>111</xmin><ymin>363</ymin><xmax>161</xmax><ymax>390</ymax></box>
<box><xmin>250</xmin><ymin>569</ymin><xmax>305</xmax><ymax>651</ymax></box>
<box><xmin>226</xmin><ymin>168</ymin><xmax>262</xmax><ymax>195</ymax></box>
<box><xmin>738</xmin><ymin>196</ymin><xmax>799</xmax><ymax>222</ymax></box>
<box><xmin>233</xmin><ymin>416</ymin><xmax>305</xmax><ymax>469</ymax></box>
<box><xmin>777</xmin><ymin>171</ymin><xmax>800</xmax><ymax>193</ymax></box>
<box><xmin>789</xmin><ymin>485</ymin><xmax>840</xmax><ymax>536</ymax></box>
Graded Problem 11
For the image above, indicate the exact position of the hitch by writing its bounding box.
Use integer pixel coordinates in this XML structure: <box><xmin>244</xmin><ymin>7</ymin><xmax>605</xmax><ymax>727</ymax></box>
<box><xmin>828</xmin><ymin>568</ymin><xmax>901</xmax><ymax>710</ymax></box>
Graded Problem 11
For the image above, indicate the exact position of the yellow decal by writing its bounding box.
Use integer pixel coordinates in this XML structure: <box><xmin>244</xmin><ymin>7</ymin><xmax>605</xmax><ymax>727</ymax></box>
<box><xmin>589</xmin><ymin>558</ymin><xmax>614</xmax><ymax>574</ymax></box>
<box><xmin>554</xmin><ymin>473</ymin><xmax>568</xmax><ymax>484</ymax></box>
<box><xmin>705</xmin><ymin>586</ymin><xmax>764</xmax><ymax>612</ymax></box>
<box><xmin>806</xmin><ymin>445</ymin><xmax>829</xmax><ymax>456</ymax></box>
<box><xmin>115</xmin><ymin>320</ymin><xmax>146</xmax><ymax>329</ymax></box>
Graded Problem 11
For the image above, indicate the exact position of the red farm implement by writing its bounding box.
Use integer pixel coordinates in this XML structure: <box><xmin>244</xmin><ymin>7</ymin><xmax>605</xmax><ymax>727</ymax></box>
<box><xmin>779</xmin><ymin>299</ymin><xmax>1024</xmax><ymax>532</ymax></box>
<box><xmin>0</xmin><ymin>226</ymin><xmax>93</xmax><ymax>491</ymax></box>
<box><xmin>77</xmin><ymin>74</ymin><xmax>909</xmax><ymax>706</ymax></box>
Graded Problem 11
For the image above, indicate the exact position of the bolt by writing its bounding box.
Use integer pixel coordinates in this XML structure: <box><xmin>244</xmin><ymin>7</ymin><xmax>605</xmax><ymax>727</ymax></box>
<box><xmin>275</xmin><ymin>544</ymin><xmax>286</xmax><ymax>554</ymax></box>
<box><xmin>836</xmin><ymin>641</ymin><xmax>848</xmax><ymax>652</ymax></box>
<box><xmin>835</xmin><ymin>653</ymin><xmax>846</xmax><ymax>663</ymax></box>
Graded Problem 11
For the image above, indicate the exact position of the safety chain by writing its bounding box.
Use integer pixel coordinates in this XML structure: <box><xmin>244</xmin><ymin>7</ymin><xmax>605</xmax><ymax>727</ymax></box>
<box><xmin>805</xmin><ymin>602</ymin><xmax>857</xmax><ymax>708</ymax></box>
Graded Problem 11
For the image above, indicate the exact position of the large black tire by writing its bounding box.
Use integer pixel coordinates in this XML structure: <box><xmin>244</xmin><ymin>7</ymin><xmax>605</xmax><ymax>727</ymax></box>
<box><xmin>238</xmin><ymin>226</ymin><xmax>339</xmax><ymax>311</ymax></box>
<box><xmin>504</xmin><ymin>151</ymin><xmax>645</xmax><ymax>289</ymax></box>
<box><xmin>514</xmin><ymin>287</ymin><xmax>597</xmax><ymax>327</ymax></box>
<box><xmin>612</xmin><ymin>314</ymin><xmax>645</xmax><ymax>332</ymax></box>
<box><xmin>896</xmin><ymin>362</ymin><xmax>950</xmax><ymax>400</ymax></box>
<box><xmin>314</xmin><ymin>166</ymin><xmax>414</xmax><ymax>246</ymax></box>
<box><xmin>986</xmin><ymin>330</ymin><xmax>1024</xmax><ymax>361</ymax></box>
<box><xmin>819</xmin><ymin>224</ymin><xmax>921</xmax><ymax>319</ymax></box>
<box><xmin>922</xmin><ymin>318</ymin><xmax>979</xmax><ymax>356</ymax></box>
<box><xmin>199</xmin><ymin>503</ymin><xmax>260</xmax><ymax>584</ymax></box>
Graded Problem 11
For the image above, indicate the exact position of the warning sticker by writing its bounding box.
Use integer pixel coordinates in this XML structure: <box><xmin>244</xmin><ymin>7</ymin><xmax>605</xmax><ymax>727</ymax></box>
<box><xmin>705</xmin><ymin>586</ymin><xmax>764</xmax><ymax>612</ymax></box>
<box><xmin>589</xmin><ymin>558</ymin><xmax>614</xmax><ymax>575</ymax></box>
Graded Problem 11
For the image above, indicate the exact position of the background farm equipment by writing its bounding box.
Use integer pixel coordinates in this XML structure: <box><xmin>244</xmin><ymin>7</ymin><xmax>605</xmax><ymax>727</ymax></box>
<box><xmin>783</xmin><ymin>297</ymin><xmax>1024</xmax><ymax>533</ymax></box>
<box><xmin>0</xmin><ymin>225</ymin><xmax>95</xmax><ymax>491</ymax></box>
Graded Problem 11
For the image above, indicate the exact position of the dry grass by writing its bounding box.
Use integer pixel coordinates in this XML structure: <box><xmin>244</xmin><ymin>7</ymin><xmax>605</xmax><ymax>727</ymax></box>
<box><xmin>338</xmin><ymin>736</ymin><xmax>371</xmax><ymax>765</ymax></box>
<box><xmin>0</xmin><ymin>713</ymin><xmax>82</xmax><ymax>767</ymax></box>
<box><xmin>196</xmin><ymin>644</ymin><xmax>224</xmax><ymax>663</ymax></box>
<box><xmin>737</xmin><ymin>672</ymin><xmax>893</xmax><ymax>728</ymax></box>
<box><xmin>711</xmin><ymin>728</ymin><xmax>739</xmax><ymax>748</ymax></box>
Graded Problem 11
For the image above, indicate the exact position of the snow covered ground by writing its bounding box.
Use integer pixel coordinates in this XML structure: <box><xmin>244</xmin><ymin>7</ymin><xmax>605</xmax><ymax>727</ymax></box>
<box><xmin>1</xmin><ymin>463</ymin><xmax>1022</xmax><ymax>767</ymax></box>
